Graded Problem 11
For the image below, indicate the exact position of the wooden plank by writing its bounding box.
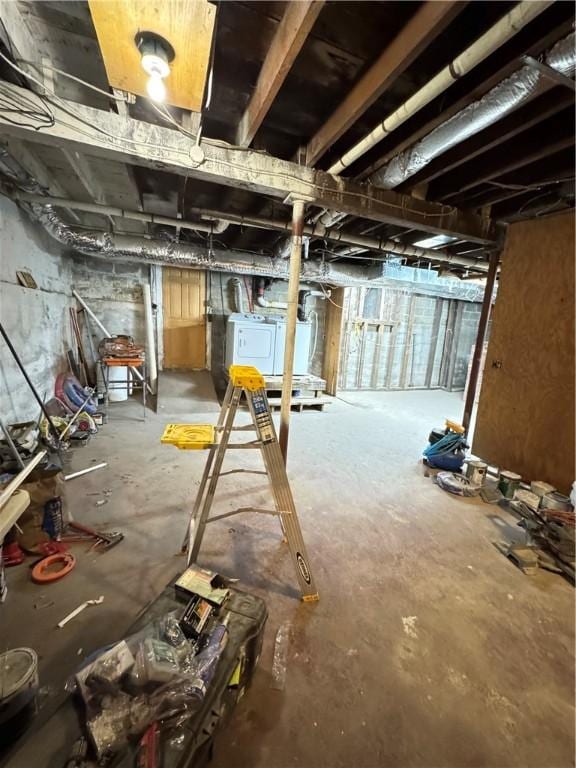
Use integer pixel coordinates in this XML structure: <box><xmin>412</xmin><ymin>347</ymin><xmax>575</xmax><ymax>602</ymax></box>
<box><xmin>399</xmin><ymin>295</ymin><xmax>416</xmax><ymax>389</ymax></box>
<box><xmin>267</xmin><ymin>396</ymin><xmax>330</xmax><ymax>410</ymax></box>
<box><xmin>425</xmin><ymin>298</ymin><xmax>444</xmax><ymax>387</ymax></box>
<box><xmin>472</xmin><ymin>212</ymin><xmax>574</xmax><ymax>492</ymax></box>
<box><xmin>436</xmin><ymin>127</ymin><xmax>574</xmax><ymax>201</ymax></box>
<box><xmin>0</xmin><ymin>80</ymin><xmax>496</xmax><ymax>243</ymax></box>
<box><xmin>236</xmin><ymin>0</ymin><xmax>324</xmax><ymax>147</ymax></box>
<box><xmin>305</xmin><ymin>1</ymin><xmax>460</xmax><ymax>166</ymax></box>
<box><xmin>88</xmin><ymin>0</ymin><xmax>216</xmax><ymax>112</ymax></box>
<box><xmin>322</xmin><ymin>287</ymin><xmax>346</xmax><ymax>396</ymax></box>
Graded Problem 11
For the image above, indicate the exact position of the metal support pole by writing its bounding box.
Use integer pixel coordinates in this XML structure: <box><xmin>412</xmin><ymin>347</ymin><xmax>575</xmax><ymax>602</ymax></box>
<box><xmin>279</xmin><ymin>199</ymin><xmax>305</xmax><ymax>463</ymax></box>
<box><xmin>462</xmin><ymin>249</ymin><xmax>500</xmax><ymax>432</ymax></box>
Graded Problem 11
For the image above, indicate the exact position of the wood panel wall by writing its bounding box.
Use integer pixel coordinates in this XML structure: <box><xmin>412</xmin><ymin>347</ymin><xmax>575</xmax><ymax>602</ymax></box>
<box><xmin>473</xmin><ymin>212</ymin><xmax>575</xmax><ymax>493</ymax></box>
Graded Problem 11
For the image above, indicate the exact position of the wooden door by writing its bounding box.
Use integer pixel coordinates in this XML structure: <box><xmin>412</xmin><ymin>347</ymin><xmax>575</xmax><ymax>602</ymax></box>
<box><xmin>162</xmin><ymin>268</ymin><xmax>206</xmax><ymax>369</ymax></box>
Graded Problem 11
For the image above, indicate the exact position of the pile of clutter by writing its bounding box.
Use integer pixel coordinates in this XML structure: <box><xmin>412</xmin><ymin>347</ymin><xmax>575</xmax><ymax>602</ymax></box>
<box><xmin>68</xmin><ymin>566</ymin><xmax>230</xmax><ymax>762</ymax></box>
<box><xmin>423</xmin><ymin>421</ymin><xmax>575</xmax><ymax>582</ymax></box>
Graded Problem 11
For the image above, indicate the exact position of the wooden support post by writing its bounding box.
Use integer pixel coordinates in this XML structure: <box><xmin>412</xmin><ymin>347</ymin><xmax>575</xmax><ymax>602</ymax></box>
<box><xmin>279</xmin><ymin>200</ymin><xmax>306</xmax><ymax>463</ymax></box>
<box><xmin>322</xmin><ymin>287</ymin><xmax>346</xmax><ymax>396</ymax></box>
<box><xmin>425</xmin><ymin>298</ymin><xmax>444</xmax><ymax>387</ymax></box>
<box><xmin>462</xmin><ymin>250</ymin><xmax>499</xmax><ymax>432</ymax></box>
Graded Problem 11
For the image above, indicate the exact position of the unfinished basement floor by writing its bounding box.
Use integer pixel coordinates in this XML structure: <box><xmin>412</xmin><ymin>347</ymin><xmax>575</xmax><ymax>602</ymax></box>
<box><xmin>2</xmin><ymin>373</ymin><xmax>574</xmax><ymax>768</ymax></box>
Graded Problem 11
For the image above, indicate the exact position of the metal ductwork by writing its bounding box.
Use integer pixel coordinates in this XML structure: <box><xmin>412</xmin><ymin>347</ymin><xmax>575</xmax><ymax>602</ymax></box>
<box><xmin>327</xmin><ymin>0</ymin><xmax>554</xmax><ymax>176</ymax></box>
<box><xmin>8</xmin><ymin>190</ymin><xmax>491</xmax><ymax>271</ymax></box>
<box><xmin>371</xmin><ymin>32</ymin><xmax>576</xmax><ymax>189</ymax></box>
<box><xmin>25</xmin><ymin>203</ymin><xmax>400</xmax><ymax>287</ymax></box>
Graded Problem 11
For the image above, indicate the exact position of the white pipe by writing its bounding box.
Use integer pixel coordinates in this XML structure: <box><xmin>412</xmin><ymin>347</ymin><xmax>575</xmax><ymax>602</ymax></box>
<box><xmin>72</xmin><ymin>290</ymin><xmax>151</xmax><ymax>393</ymax></box>
<box><xmin>372</xmin><ymin>32</ymin><xmax>576</xmax><ymax>188</ymax></box>
<box><xmin>255</xmin><ymin>296</ymin><xmax>288</xmax><ymax>310</ymax></box>
<box><xmin>327</xmin><ymin>0</ymin><xmax>554</xmax><ymax>175</ymax></box>
<box><xmin>0</xmin><ymin>450</ymin><xmax>47</xmax><ymax>509</ymax></box>
<box><xmin>230</xmin><ymin>277</ymin><xmax>245</xmax><ymax>313</ymax></box>
<box><xmin>142</xmin><ymin>283</ymin><xmax>157</xmax><ymax>395</ymax></box>
<box><xmin>64</xmin><ymin>462</ymin><xmax>107</xmax><ymax>481</ymax></box>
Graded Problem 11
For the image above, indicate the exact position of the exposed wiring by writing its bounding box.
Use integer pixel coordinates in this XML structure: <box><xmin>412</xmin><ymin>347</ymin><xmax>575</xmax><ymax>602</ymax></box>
<box><xmin>10</xmin><ymin>54</ymin><xmax>126</xmax><ymax>101</ymax></box>
<box><xmin>0</xmin><ymin>51</ymin><xmax>462</xmax><ymax>222</ymax></box>
<box><xmin>319</xmin><ymin>282</ymin><xmax>345</xmax><ymax>309</ymax></box>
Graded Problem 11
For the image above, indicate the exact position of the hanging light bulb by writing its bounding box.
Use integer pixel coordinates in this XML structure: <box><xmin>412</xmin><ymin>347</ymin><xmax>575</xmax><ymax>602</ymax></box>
<box><xmin>136</xmin><ymin>32</ymin><xmax>174</xmax><ymax>104</ymax></box>
<box><xmin>146</xmin><ymin>71</ymin><xmax>167</xmax><ymax>103</ymax></box>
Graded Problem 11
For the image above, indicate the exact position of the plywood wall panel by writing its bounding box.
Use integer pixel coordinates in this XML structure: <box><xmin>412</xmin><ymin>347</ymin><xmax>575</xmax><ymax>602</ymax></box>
<box><xmin>473</xmin><ymin>212</ymin><xmax>575</xmax><ymax>493</ymax></box>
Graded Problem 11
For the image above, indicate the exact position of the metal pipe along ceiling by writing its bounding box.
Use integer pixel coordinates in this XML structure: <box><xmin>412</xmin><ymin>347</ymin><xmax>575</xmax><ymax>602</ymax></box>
<box><xmin>26</xmin><ymin>204</ymin><xmax>490</xmax><ymax>286</ymax></box>
<box><xmin>327</xmin><ymin>0</ymin><xmax>554</xmax><ymax>176</ymax></box>
<box><xmin>371</xmin><ymin>32</ymin><xmax>576</xmax><ymax>189</ymax></box>
<box><xmin>9</xmin><ymin>192</ymin><xmax>490</xmax><ymax>271</ymax></box>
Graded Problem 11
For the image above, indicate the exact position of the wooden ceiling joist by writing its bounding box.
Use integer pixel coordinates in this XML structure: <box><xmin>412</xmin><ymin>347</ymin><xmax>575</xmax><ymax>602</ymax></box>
<box><xmin>436</xmin><ymin>132</ymin><xmax>575</xmax><ymax>202</ymax></box>
<box><xmin>0</xmin><ymin>79</ymin><xmax>496</xmax><ymax>243</ymax></box>
<box><xmin>236</xmin><ymin>0</ymin><xmax>324</xmax><ymax>148</ymax></box>
<box><xmin>359</xmin><ymin>16</ymin><xmax>576</xmax><ymax>183</ymax></box>
<box><xmin>303</xmin><ymin>1</ymin><xmax>461</xmax><ymax>167</ymax></box>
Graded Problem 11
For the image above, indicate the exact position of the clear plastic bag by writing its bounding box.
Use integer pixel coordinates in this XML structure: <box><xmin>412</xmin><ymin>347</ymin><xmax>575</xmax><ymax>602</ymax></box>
<box><xmin>71</xmin><ymin>611</ymin><xmax>229</xmax><ymax>760</ymax></box>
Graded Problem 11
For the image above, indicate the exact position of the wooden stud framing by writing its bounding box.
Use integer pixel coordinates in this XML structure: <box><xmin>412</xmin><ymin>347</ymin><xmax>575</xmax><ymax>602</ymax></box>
<box><xmin>322</xmin><ymin>287</ymin><xmax>346</xmax><ymax>396</ymax></box>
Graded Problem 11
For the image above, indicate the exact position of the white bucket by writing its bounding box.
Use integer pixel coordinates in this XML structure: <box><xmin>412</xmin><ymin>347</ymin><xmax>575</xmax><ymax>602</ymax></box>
<box><xmin>108</xmin><ymin>366</ymin><xmax>130</xmax><ymax>402</ymax></box>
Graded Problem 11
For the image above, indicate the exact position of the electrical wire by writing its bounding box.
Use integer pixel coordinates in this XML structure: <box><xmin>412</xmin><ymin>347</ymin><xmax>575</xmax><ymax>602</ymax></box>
<box><xmin>0</xmin><ymin>51</ymin><xmax>462</xmax><ymax>221</ymax></box>
<box><xmin>318</xmin><ymin>282</ymin><xmax>345</xmax><ymax>309</ymax></box>
<box><xmin>10</xmin><ymin>54</ymin><xmax>126</xmax><ymax>101</ymax></box>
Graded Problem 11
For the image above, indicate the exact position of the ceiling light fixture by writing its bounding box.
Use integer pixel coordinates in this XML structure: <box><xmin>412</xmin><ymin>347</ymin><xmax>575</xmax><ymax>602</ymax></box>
<box><xmin>135</xmin><ymin>32</ymin><xmax>175</xmax><ymax>104</ymax></box>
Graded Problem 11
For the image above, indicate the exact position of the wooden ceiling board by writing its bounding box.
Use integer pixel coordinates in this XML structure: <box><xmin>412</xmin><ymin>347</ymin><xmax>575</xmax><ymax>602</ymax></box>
<box><xmin>88</xmin><ymin>0</ymin><xmax>216</xmax><ymax>111</ymax></box>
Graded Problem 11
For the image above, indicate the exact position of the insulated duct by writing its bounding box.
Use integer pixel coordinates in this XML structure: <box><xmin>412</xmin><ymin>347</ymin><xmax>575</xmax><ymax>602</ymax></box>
<box><xmin>27</xmin><ymin>204</ymin><xmax>392</xmax><ymax>287</ymax></box>
<box><xmin>8</xmin><ymin>190</ymin><xmax>490</xmax><ymax>270</ymax></box>
<box><xmin>327</xmin><ymin>0</ymin><xmax>554</xmax><ymax>176</ymax></box>
<box><xmin>371</xmin><ymin>32</ymin><xmax>576</xmax><ymax>189</ymax></box>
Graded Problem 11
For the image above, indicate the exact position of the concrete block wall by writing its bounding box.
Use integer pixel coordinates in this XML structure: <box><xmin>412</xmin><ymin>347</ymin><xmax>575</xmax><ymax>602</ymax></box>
<box><xmin>69</xmin><ymin>254</ymin><xmax>148</xmax><ymax>354</ymax></box>
<box><xmin>208</xmin><ymin>273</ymin><xmax>327</xmax><ymax>393</ymax></box>
<box><xmin>0</xmin><ymin>198</ymin><xmax>151</xmax><ymax>423</ymax></box>
<box><xmin>0</xmin><ymin>197</ymin><xmax>73</xmax><ymax>422</ymax></box>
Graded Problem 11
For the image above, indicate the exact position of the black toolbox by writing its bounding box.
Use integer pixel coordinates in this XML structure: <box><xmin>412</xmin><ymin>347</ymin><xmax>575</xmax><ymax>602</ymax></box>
<box><xmin>2</xmin><ymin>581</ymin><xmax>267</xmax><ymax>768</ymax></box>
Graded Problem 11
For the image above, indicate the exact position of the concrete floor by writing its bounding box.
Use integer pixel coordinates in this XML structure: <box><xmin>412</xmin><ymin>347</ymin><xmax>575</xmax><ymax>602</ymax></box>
<box><xmin>2</xmin><ymin>373</ymin><xmax>574</xmax><ymax>767</ymax></box>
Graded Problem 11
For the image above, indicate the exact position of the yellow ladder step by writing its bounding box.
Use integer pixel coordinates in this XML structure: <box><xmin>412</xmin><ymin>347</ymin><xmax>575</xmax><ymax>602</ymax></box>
<box><xmin>161</xmin><ymin>424</ymin><xmax>215</xmax><ymax>450</ymax></box>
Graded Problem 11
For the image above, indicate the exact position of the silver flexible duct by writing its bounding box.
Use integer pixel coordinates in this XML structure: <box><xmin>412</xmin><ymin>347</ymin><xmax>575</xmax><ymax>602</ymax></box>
<box><xmin>371</xmin><ymin>33</ymin><xmax>576</xmax><ymax>189</ymax></box>
<box><xmin>22</xmin><ymin>205</ymin><xmax>489</xmax><ymax>300</ymax></box>
<box><xmin>30</xmin><ymin>204</ymin><xmax>387</xmax><ymax>287</ymax></box>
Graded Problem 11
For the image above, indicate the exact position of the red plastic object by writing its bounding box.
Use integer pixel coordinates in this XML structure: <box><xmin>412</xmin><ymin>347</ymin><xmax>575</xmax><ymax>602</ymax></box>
<box><xmin>3</xmin><ymin>542</ymin><xmax>24</xmax><ymax>566</ymax></box>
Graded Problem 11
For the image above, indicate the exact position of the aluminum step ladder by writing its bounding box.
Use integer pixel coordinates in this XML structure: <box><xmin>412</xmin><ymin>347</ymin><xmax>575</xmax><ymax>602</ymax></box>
<box><xmin>161</xmin><ymin>365</ymin><xmax>319</xmax><ymax>602</ymax></box>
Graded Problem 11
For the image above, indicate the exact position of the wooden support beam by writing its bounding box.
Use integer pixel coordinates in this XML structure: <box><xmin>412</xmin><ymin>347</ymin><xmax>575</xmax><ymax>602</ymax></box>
<box><xmin>279</xmin><ymin>199</ymin><xmax>306</xmax><ymax>464</ymax></box>
<box><xmin>0</xmin><ymin>80</ymin><xmax>496</xmax><ymax>243</ymax></box>
<box><xmin>322</xmin><ymin>287</ymin><xmax>346</xmax><ymax>396</ymax></box>
<box><xmin>304</xmin><ymin>1</ymin><xmax>460</xmax><ymax>167</ymax></box>
<box><xmin>462</xmin><ymin>249</ymin><xmax>499</xmax><ymax>432</ymax></box>
<box><xmin>236</xmin><ymin>0</ymin><xmax>324</xmax><ymax>148</ymax></box>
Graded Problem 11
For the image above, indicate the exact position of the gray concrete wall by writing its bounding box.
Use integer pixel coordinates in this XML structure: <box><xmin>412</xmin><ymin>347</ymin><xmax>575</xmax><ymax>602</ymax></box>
<box><xmin>0</xmin><ymin>197</ymin><xmax>73</xmax><ymax>422</ymax></box>
<box><xmin>208</xmin><ymin>273</ymin><xmax>327</xmax><ymax>393</ymax></box>
<box><xmin>0</xmin><ymin>198</ymin><xmax>150</xmax><ymax>423</ymax></box>
<box><xmin>69</xmin><ymin>254</ymin><xmax>148</xmax><ymax>356</ymax></box>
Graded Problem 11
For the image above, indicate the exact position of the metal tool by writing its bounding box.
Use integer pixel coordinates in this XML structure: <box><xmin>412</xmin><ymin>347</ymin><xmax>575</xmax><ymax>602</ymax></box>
<box><xmin>162</xmin><ymin>365</ymin><xmax>318</xmax><ymax>602</ymax></box>
<box><xmin>66</xmin><ymin>521</ymin><xmax>124</xmax><ymax>551</ymax></box>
